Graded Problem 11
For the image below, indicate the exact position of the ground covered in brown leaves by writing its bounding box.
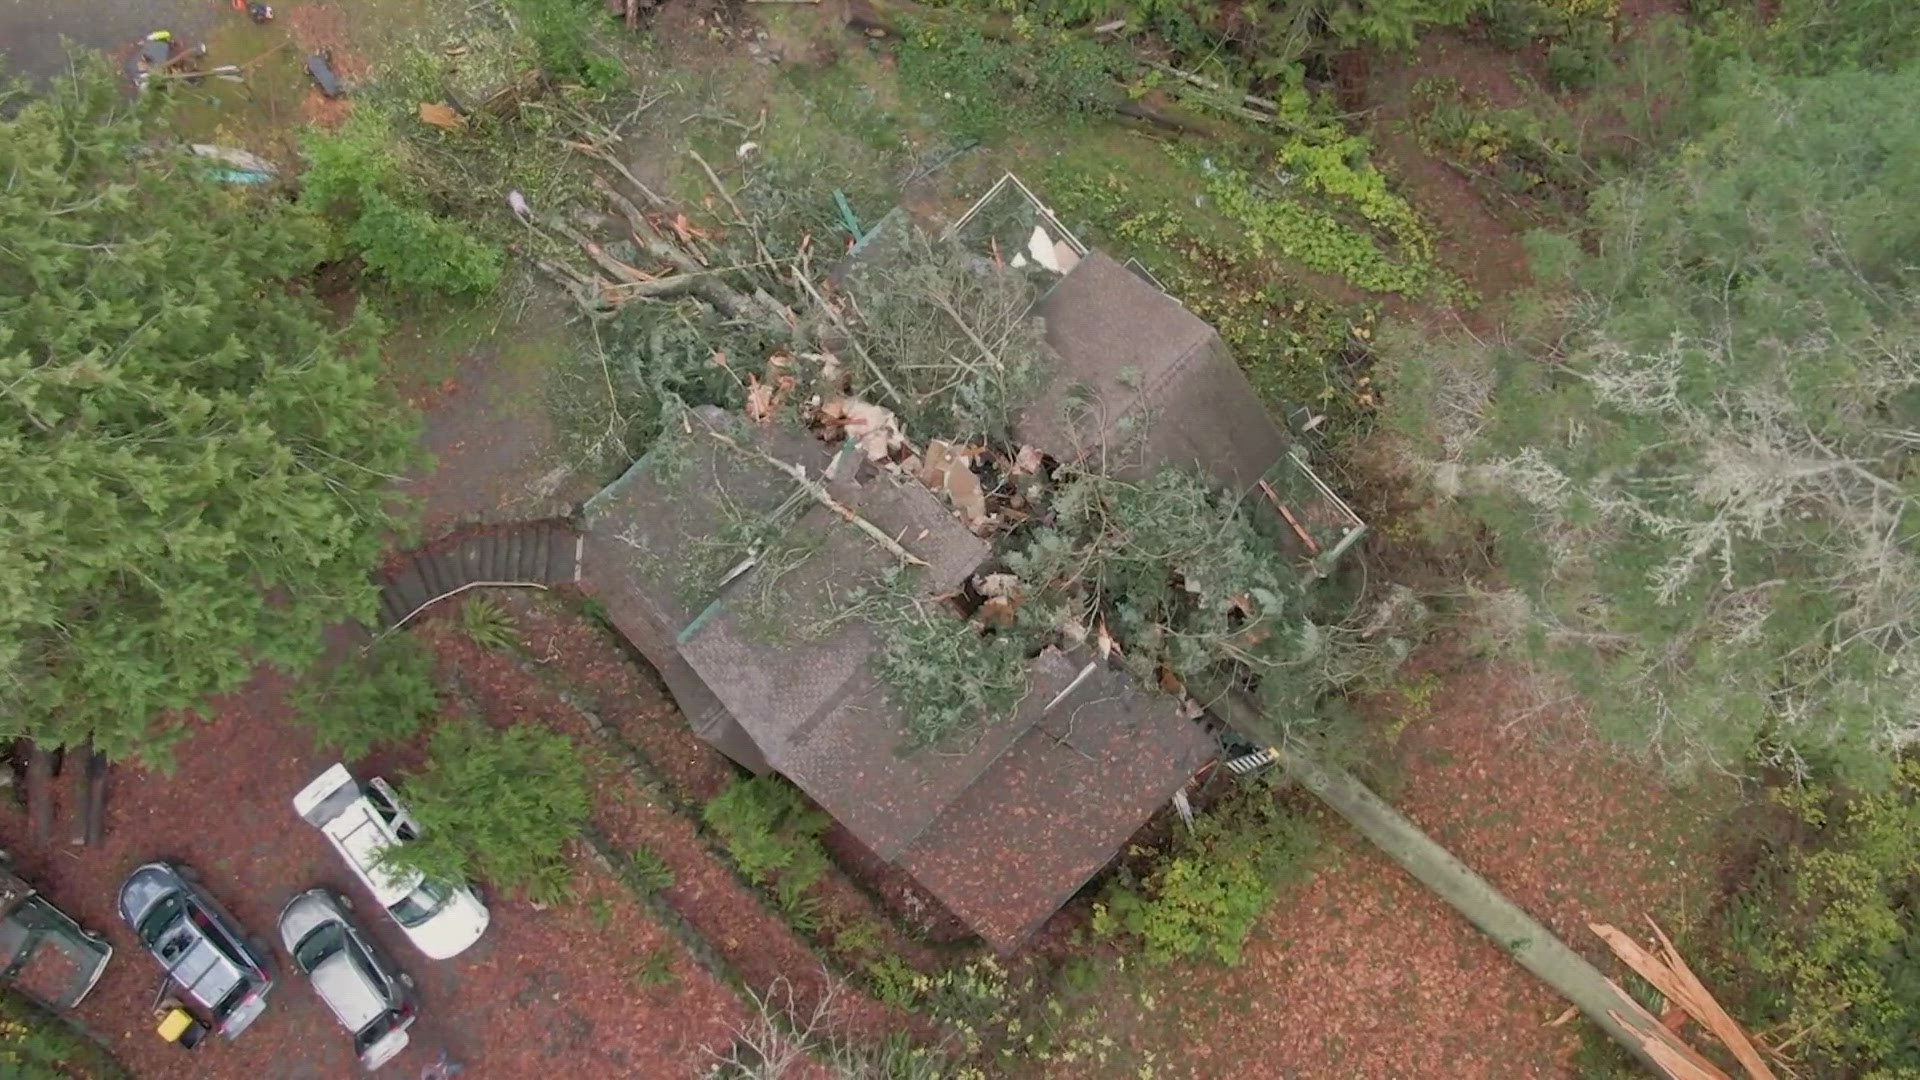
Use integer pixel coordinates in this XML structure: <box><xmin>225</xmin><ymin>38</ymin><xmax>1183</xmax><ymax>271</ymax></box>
<box><xmin>0</xmin><ymin>653</ymin><xmax>743</xmax><ymax>1080</ymax></box>
<box><xmin>1067</xmin><ymin>652</ymin><xmax>1729</xmax><ymax>1079</ymax></box>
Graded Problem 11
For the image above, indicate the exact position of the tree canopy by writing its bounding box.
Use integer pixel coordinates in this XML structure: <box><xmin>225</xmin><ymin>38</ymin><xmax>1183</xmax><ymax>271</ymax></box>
<box><xmin>0</xmin><ymin>69</ymin><xmax>417</xmax><ymax>759</ymax></box>
<box><xmin>1426</xmin><ymin>61</ymin><xmax>1920</xmax><ymax>781</ymax></box>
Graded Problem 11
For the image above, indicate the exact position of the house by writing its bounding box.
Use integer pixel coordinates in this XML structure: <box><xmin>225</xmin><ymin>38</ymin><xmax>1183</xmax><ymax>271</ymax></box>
<box><xmin>580</xmin><ymin>407</ymin><xmax>1214</xmax><ymax>950</ymax></box>
<box><xmin>577</xmin><ymin>181</ymin><xmax>1364</xmax><ymax>950</ymax></box>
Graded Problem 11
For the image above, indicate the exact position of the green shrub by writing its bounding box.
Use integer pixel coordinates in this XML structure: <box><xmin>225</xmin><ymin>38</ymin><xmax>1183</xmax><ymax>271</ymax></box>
<box><xmin>384</xmin><ymin>719</ymin><xmax>591</xmax><ymax>904</ymax></box>
<box><xmin>459</xmin><ymin>594</ymin><xmax>519</xmax><ymax>651</ymax></box>
<box><xmin>509</xmin><ymin>0</ymin><xmax>625</xmax><ymax>89</ymax></box>
<box><xmin>625</xmin><ymin>847</ymin><xmax>676</xmax><ymax>896</ymax></box>
<box><xmin>703</xmin><ymin>775</ymin><xmax>832</xmax><ymax>895</ymax></box>
<box><xmin>0</xmin><ymin>989</ymin><xmax>127</xmax><ymax>1080</ymax></box>
<box><xmin>301</xmin><ymin>111</ymin><xmax>502</xmax><ymax>296</ymax></box>
<box><xmin>1709</xmin><ymin>763</ymin><xmax>1920</xmax><ymax>1074</ymax></box>
<box><xmin>1093</xmin><ymin>775</ymin><xmax>1317</xmax><ymax>964</ymax></box>
<box><xmin>291</xmin><ymin>636</ymin><xmax>440</xmax><ymax>760</ymax></box>
<box><xmin>895</xmin><ymin>21</ymin><xmax>1119</xmax><ymax>139</ymax></box>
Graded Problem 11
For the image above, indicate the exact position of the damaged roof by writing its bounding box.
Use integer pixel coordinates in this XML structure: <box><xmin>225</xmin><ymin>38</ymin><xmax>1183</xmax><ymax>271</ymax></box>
<box><xmin>898</xmin><ymin>648</ymin><xmax>1215</xmax><ymax>951</ymax></box>
<box><xmin>581</xmin><ymin>409</ymin><xmax>1215</xmax><ymax>951</ymax></box>
<box><xmin>1020</xmin><ymin>250</ymin><xmax>1290</xmax><ymax>495</ymax></box>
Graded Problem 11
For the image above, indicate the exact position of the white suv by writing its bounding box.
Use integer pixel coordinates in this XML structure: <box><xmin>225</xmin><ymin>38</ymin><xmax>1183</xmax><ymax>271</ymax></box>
<box><xmin>292</xmin><ymin>764</ymin><xmax>490</xmax><ymax>960</ymax></box>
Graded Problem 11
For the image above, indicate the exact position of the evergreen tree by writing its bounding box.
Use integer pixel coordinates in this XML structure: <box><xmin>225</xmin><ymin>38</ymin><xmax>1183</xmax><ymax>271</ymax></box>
<box><xmin>0</xmin><ymin>68</ymin><xmax>417</xmax><ymax>758</ymax></box>
<box><xmin>1413</xmin><ymin>62</ymin><xmax>1920</xmax><ymax>781</ymax></box>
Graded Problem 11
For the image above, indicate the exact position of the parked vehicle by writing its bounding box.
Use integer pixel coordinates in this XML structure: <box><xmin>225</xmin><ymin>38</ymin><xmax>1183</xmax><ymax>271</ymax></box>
<box><xmin>0</xmin><ymin>859</ymin><xmax>111</xmax><ymax>1009</ymax></box>
<box><xmin>278</xmin><ymin>890</ymin><xmax>416</xmax><ymax>1071</ymax></box>
<box><xmin>293</xmin><ymin>764</ymin><xmax>489</xmax><ymax>959</ymax></box>
<box><xmin>116</xmin><ymin>862</ymin><xmax>273</xmax><ymax>1038</ymax></box>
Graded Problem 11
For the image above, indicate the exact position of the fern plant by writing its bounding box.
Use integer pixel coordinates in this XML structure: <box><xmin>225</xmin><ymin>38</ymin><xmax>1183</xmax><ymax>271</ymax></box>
<box><xmin>459</xmin><ymin>594</ymin><xmax>519</xmax><ymax>651</ymax></box>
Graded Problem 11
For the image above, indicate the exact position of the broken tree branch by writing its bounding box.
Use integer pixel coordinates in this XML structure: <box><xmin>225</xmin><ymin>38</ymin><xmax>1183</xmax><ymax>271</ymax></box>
<box><xmin>1142</xmin><ymin>59</ymin><xmax>1279</xmax><ymax>114</ymax></box>
<box><xmin>568</xmin><ymin>140</ymin><xmax>669</xmax><ymax>209</ymax></box>
<box><xmin>709</xmin><ymin>432</ymin><xmax>929</xmax><ymax>567</ymax></box>
<box><xmin>690</xmin><ymin>147</ymin><xmax>772</xmax><ymax>265</ymax></box>
<box><xmin>791</xmin><ymin>265</ymin><xmax>908</xmax><ymax>412</ymax></box>
<box><xmin>593</xmin><ymin>174</ymin><xmax>774</xmax><ymax>323</ymax></box>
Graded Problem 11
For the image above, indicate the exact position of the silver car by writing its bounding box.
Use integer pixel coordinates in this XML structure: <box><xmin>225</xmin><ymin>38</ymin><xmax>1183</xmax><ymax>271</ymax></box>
<box><xmin>118</xmin><ymin>862</ymin><xmax>273</xmax><ymax>1039</ymax></box>
<box><xmin>277</xmin><ymin>890</ymin><xmax>416</xmax><ymax>1071</ymax></box>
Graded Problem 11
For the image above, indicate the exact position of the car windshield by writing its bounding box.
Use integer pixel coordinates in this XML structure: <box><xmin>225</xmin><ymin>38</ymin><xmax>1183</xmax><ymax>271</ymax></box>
<box><xmin>136</xmin><ymin>893</ymin><xmax>185</xmax><ymax>947</ymax></box>
<box><xmin>294</xmin><ymin>922</ymin><xmax>345</xmax><ymax>971</ymax></box>
<box><xmin>387</xmin><ymin>878</ymin><xmax>451</xmax><ymax>928</ymax></box>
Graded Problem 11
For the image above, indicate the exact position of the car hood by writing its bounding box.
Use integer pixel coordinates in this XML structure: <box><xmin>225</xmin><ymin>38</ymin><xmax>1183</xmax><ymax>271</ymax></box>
<box><xmin>405</xmin><ymin>887</ymin><xmax>489</xmax><ymax>960</ymax></box>
<box><xmin>277</xmin><ymin>892</ymin><xmax>342</xmax><ymax>957</ymax></box>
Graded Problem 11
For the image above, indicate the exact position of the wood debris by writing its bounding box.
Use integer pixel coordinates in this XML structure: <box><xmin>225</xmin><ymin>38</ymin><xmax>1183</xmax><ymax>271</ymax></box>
<box><xmin>975</xmin><ymin>573</ymin><xmax>1019</xmax><ymax>599</ymax></box>
<box><xmin>708</xmin><ymin>432</ymin><xmax>927</xmax><ymax>568</ymax></box>
<box><xmin>1592</xmin><ymin>920</ymin><xmax>1778</xmax><ymax>1080</ymax></box>
<box><xmin>417</xmin><ymin>101</ymin><xmax>465</xmax><ymax>129</ymax></box>
<box><xmin>837</xmin><ymin>398</ymin><xmax>904</xmax><ymax>461</ymax></box>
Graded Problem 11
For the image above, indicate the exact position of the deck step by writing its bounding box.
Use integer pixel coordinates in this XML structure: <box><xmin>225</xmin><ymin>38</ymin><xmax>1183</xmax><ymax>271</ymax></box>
<box><xmin>458</xmin><ymin>540</ymin><xmax>485</xmax><ymax>587</ymax></box>
<box><xmin>526</xmin><ymin>526</ymin><xmax>549</xmax><ymax>581</ymax></box>
<box><xmin>377</xmin><ymin>588</ymin><xmax>406</xmax><ymax>628</ymax></box>
<box><xmin>388</xmin><ymin>567</ymin><xmax>430</xmax><ymax>623</ymax></box>
<box><xmin>415</xmin><ymin>552</ymin><xmax>446</xmax><ymax>600</ymax></box>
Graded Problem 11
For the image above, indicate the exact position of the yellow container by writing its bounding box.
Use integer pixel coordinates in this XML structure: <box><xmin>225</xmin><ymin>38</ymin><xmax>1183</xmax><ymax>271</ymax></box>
<box><xmin>156</xmin><ymin>1007</ymin><xmax>195</xmax><ymax>1043</ymax></box>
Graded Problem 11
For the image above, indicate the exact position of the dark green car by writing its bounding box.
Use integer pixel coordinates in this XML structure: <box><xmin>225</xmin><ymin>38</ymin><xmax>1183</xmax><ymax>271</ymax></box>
<box><xmin>0</xmin><ymin>863</ymin><xmax>112</xmax><ymax>1009</ymax></box>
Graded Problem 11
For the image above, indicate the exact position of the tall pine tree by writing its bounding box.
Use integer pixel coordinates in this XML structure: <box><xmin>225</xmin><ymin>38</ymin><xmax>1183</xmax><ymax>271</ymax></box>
<box><xmin>0</xmin><ymin>67</ymin><xmax>417</xmax><ymax>759</ymax></box>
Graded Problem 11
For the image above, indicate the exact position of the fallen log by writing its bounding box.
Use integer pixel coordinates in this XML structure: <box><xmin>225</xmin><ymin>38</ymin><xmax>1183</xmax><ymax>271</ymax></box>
<box><xmin>68</xmin><ymin>739</ymin><xmax>90</xmax><ymax>846</ymax></box>
<box><xmin>1206</xmin><ymin>689</ymin><xmax>1677</xmax><ymax>1077</ymax></box>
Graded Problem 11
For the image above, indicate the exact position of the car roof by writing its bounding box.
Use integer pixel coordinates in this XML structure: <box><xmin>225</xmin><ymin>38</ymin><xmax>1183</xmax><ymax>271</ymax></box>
<box><xmin>154</xmin><ymin>911</ymin><xmax>248</xmax><ymax>1009</ymax></box>
<box><xmin>320</xmin><ymin>802</ymin><xmax>422</xmax><ymax>907</ymax></box>
<box><xmin>310</xmin><ymin>948</ymin><xmax>388</xmax><ymax>1032</ymax></box>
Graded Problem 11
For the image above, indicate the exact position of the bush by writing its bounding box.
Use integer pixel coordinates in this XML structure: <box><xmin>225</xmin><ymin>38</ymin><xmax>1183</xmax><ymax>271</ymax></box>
<box><xmin>301</xmin><ymin>110</ymin><xmax>502</xmax><ymax>296</ymax></box>
<box><xmin>510</xmin><ymin>0</ymin><xmax>625</xmax><ymax>89</ymax></box>
<box><xmin>0</xmin><ymin>989</ymin><xmax>127</xmax><ymax>1080</ymax></box>
<box><xmin>703</xmin><ymin>775</ymin><xmax>831</xmax><ymax>901</ymax></box>
<box><xmin>291</xmin><ymin>636</ymin><xmax>441</xmax><ymax>760</ymax></box>
<box><xmin>1093</xmin><ymin>775</ymin><xmax>1317</xmax><ymax>964</ymax></box>
<box><xmin>384</xmin><ymin>719</ymin><xmax>591</xmax><ymax>904</ymax></box>
<box><xmin>1708</xmin><ymin>763</ymin><xmax>1920</xmax><ymax>1075</ymax></box>
<box><xmin>895</xmin><ymin>21</ymin><xmax>1119</xmax><ymax>139</ymax></box>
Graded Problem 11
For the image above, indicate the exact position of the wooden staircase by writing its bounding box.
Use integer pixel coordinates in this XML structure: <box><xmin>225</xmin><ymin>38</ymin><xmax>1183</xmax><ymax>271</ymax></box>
<box><xmin>375</xmin><ymin>519</ymin><xmax>581</xmax><ymax>630</ymax></box>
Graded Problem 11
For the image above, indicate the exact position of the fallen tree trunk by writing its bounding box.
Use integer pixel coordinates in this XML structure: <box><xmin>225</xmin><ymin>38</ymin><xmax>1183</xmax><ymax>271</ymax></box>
<box><xmin>1208</xmin><ymin>691</ymin><xmax>1683</xmax><ymax>1077</ymax></box>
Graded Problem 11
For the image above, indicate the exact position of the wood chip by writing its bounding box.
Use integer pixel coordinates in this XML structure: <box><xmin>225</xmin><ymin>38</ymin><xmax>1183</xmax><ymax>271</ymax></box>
<box><xmin>417</xmin><ymin>101</ymin><xmax>465</xmax><ymax>129</ymax></box>
<box><xmin>944</xmin><ymin>459</ymin><xmax>987</xmax><ymax>528</ymax></box>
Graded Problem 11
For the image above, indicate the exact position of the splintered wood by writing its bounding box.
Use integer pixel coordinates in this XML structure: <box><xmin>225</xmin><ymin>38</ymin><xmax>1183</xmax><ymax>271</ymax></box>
<box><xmin>1591</xmin><ymin>919</ymin><xmax>1777</xmax><ymax>1080</ymax></box>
